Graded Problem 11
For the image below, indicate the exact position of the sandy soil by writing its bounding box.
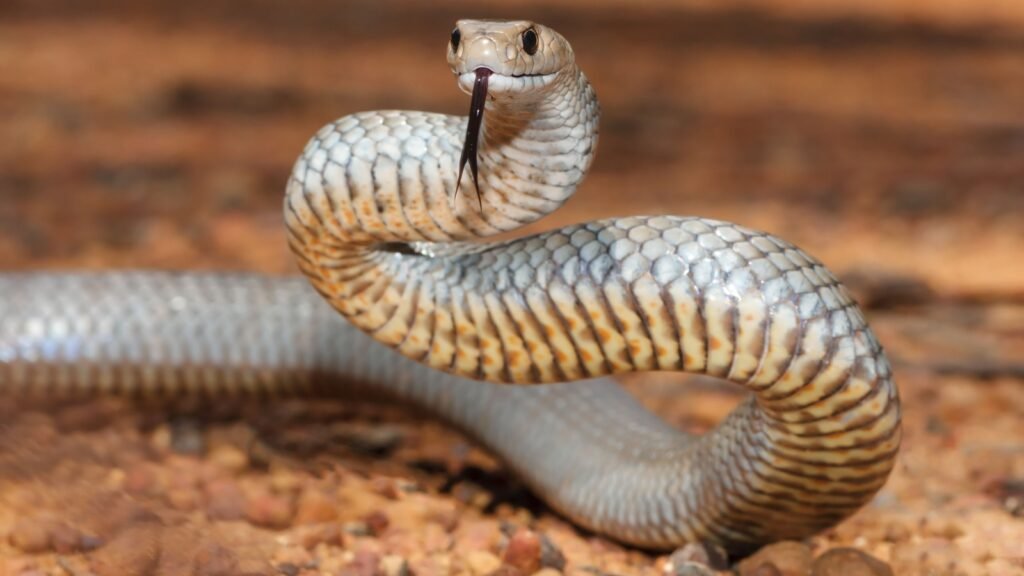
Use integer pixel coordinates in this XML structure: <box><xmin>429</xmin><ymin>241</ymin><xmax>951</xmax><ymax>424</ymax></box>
<box><xmin>0</xmin><ymin>1</ymin><xmax>1022</xmax><ymax>574</ymax></box>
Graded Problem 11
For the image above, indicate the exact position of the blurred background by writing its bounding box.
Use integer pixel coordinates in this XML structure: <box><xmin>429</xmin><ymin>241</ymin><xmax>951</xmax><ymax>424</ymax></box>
<box><xmin>1</xmin><ymin>1</ymin><xmax>1022</xmax><ymax>573</ymax></box>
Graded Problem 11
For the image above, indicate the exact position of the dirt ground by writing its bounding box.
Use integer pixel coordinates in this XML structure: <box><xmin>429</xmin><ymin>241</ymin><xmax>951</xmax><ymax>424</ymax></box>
<box><xmin>0</xmin><ymin>1</ymin><xmax>1022</xmax><ymax>575</ymax></box>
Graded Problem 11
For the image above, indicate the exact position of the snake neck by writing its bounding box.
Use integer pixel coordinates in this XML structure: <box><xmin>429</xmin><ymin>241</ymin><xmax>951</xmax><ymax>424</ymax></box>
<box><xmin>475</xmin><ymin>66</ymin><xmax>599</xmax><ymax>213</ymax></box>
<box><xmin>285</xmin><ymin>64</ymin><xmax>599</xmax><ymax>257</ymax></box>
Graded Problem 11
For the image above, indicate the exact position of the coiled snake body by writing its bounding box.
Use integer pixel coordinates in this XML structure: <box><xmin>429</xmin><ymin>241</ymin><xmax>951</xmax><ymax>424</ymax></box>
<box><xmin>0</xmin><ymin>20</ymin><xmax>900</xmax><ymax>553</ymax></box>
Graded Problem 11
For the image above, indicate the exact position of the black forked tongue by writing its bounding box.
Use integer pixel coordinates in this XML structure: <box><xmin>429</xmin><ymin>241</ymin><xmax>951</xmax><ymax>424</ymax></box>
<box><xmin>456</xmin><ymin>67</ymin><xmax>491</xmax><ymax>211</ymax></box>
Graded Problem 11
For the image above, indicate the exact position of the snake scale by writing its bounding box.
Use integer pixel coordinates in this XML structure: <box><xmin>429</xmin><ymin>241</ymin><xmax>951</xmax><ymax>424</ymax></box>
<box><xmin>0</xmin><ymin>20</ymin><xmax>900</xmax><ymax>553</ymax></box>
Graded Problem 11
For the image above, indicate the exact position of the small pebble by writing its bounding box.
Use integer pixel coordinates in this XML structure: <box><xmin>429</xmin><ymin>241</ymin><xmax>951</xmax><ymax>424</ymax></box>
<box><xmin>671</xmin><ymin>562</ymin><xmax>715</xmax><ymax>576</ymax></box>
<box><xmin>50</xmin><ymin>523</ymin><xmax>85</xmax><ymax>554</ymax></box>
<box><xmin>811</xmin><ymin>548</ymin><xmax>894</xmax><ymax>576</ymax></box>
<box><xmin>370</xmin><ymin>477</ymin><xmax>403</xmax><ymax>500</ymax></box>
<box><xmin>343</xmin><ymin>425</ymin><xmax>405</xmax><ymax>456</ymax></box>
<box><xmin>194</xmin><ymin>543</ymin><xmax>239</xmax><ymax>576</ymax></box>
<box><xmin>736</xmin><ymin>541</ymin><xmax>812</xmax><ymax>576</ymax></box>
<box><xmin>454</xmin><ymin>519</ymin><xmax>503</xmax><ymax>552</ymax></box>
<box><xmin>501</xmin><ymin>528</ymin><xmax>542</xmax><ymax>574</ymax></box>
<box><xmin>882</xmin><ymin>523</ymin><xmax>911</xmax><ymax>543</ymax></box>
<box><xmin>345</xmin><ymin>549</ymin><xmax>380</xmax><ymax>576</ymax></box>
<box><xmin>363</xmin><ymin>510</ymin><xmax>390</xmax><ymax>536</ymax></box>
<box><xmin>380</xmin><ymin>555</ymin><xmax>411</xmax><ymax>576</ymax></box>
<box><xmin>245</xmin><ymin>491</ymin><xmax>296</xmax><ymax>529</ymax></box>
<box><xmin>420</xmin><ymin>522</ymin><xmax>453</xmax><ymax>552</ymax></box>
<box><xmin>667</xmin><ymin>541</ymin><xmax>729</xmax><ymax>571</ymax></box>
<box><xmin>274</xmin><ymin>546</ymin><xmax>313</xmax><ymax>568</ymax></box>
<box><xmin>294</xmin><ymin>488</ymin><xmax>338</xmax><ymax>524</ymax></box>
<box><xmin>205</xmin><ymin>479</ymin><xmax>247</xmax><ymax>521</ymax></box>
<box><xmin>994</xmin><ymin>478</ymin><xmax>1024</xmax><ymax>517</ymax></box>
<box><xmin>922</xmin><ymin>517</ymin><xmax>965</xmax><ymax>540</ymax></box>
<box><xmin>170</xmin><ymin>417</ymin><xmax>206</xmax><ymax>455</ymax></box>
<box><xmin>342</xmin><ymin>521</ymin><xmax>371</xmax><ymax>537</ymax></box>
<box><xmin>208</xmin><ymin>445</ymin><xmax>249</xmax><ymax>476</ymax></box>
<box><xmin>124</xmin><ymin>462</ymin><xmax>164</xmax><ymax>496</ymax></box>
<box><xmin>167</xmin><ymin>487</ymin><xmax>201</xmax><ymax>511</ymax></box>
<box><xmin>296</xmin><ymin>523</ymin><xmax>343</xmax><ymax>550</ymax></box>
<box><xmin>8</xmin><ymin>519</ymin><xmax>51</xmax><ymax>553</ymax></box>
<box><xmin>464</xmin><ymin>550</ymin><xmax>502</xmax><ymax>576</ymax></box>
<box><xmin>150</xmin><ymin>424</ymin><xmax>174</xmax><ymax>454</ymax></box>
<box><xmin>538</xmin><ymin>533</ymin><xmax>567</xmax><ymax>571</ymax></box>
<box><xmin>3</xmin><ymin>557</ymin><xmax>38</xmax><ymax>573</ymax></box>
<box><xmin>81</xmin><ymin>534</ymin><xmax>104</xmax><ymax>551</ymax></box>
<box><xmin>89</xmin><ymin>524</ymin><xmax>160</xmax><ymax>576</ymax></box>
<box><xmin>270</xmin><ymin>468</ymin><xmax>303</xmax><ymax>494</ymax></box>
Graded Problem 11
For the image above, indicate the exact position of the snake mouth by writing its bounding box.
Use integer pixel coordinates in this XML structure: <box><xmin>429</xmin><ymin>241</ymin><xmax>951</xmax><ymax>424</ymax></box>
<box><xmin>455</xmin><ymin>67</ymin><xmax>491</xmax><ymax>210</ymax></box>
<box><xmin>453</xmin><ymin>66</ymin><xmax>560</xmax><ymax>210</ymax></box>
<box><xmin>457</xmin><ymin>70</ymin><xmax>557</xmax><ymax>90</ymax></box>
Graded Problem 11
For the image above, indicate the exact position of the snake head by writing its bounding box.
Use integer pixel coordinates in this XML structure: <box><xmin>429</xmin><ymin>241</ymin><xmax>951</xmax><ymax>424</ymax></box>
<box><xmin>447</xmin><ymin>20</ymin><xmax>574</xmax><ymax>99</ymax></box>
<box><xmin>448</xmin><ymin>20</ymin><xmax>575</xmax><ymax>210</ymax></box>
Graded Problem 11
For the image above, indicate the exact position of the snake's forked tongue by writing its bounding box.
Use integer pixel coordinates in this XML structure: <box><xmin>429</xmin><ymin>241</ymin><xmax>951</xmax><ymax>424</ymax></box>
<box><xmin>456</xmin><ymin>67</ymin><xmax>491</xmax><ymax>210</ymax></box>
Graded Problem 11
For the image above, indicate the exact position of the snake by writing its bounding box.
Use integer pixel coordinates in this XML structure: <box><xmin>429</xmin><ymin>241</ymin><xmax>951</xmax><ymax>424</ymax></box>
<box><xmin>0</xmin><ymin>20</ymin><xmax>900</xmax><ymax>554</ymax></box>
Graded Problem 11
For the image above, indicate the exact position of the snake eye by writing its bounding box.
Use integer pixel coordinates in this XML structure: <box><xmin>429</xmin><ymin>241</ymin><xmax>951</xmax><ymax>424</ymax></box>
<box><xmin>451</xmin><ymin>27</ymin><xmax>461</xmax><ymax>51</ymax></box>
<box><xmin>522</xmin><ymin>28</ymin><xmax>539</xmax><ymax>55</ymax></box>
